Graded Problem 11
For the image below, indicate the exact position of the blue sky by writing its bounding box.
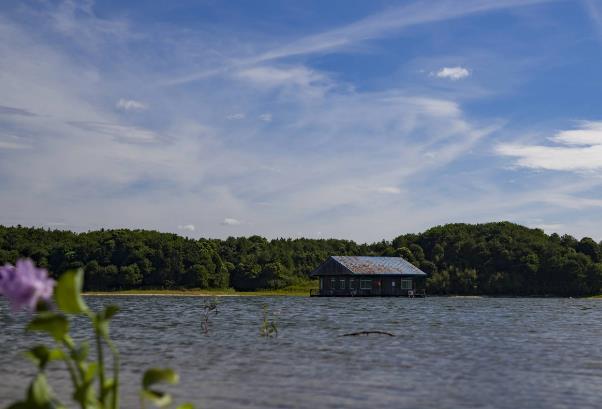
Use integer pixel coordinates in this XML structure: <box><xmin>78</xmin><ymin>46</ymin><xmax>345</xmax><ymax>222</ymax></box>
<box><xmin>1</xmin><ymin>0</ymin><xmax>602</xmax><ymax>242</ymax></box>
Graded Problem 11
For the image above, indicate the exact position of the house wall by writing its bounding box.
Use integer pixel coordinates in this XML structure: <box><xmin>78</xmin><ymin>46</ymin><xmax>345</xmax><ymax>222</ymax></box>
<box><xmin>319</xmin><ymin>275</ymin><xmax>415</xmax><ymax>296</ymax></box>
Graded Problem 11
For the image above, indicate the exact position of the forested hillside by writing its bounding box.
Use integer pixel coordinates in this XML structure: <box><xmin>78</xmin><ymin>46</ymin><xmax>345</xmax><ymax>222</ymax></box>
<box><xmin>1</xmin><ymin>222</ymin><xmax>600</xmax><ymax>296</ymax></box>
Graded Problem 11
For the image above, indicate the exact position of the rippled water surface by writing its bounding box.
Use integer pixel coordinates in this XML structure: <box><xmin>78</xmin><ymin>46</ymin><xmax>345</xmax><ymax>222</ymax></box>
<box><xmin>2</xmin><ymin>296</ymin><xmax>602</xmax><ymax>408</ymax></box>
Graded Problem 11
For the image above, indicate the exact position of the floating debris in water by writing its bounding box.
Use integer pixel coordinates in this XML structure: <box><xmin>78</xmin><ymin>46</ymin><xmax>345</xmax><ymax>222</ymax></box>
<box><xmin>340</xmin><ymin>331</ymin><xmax>395</xmax><ymax>337</ymax></box>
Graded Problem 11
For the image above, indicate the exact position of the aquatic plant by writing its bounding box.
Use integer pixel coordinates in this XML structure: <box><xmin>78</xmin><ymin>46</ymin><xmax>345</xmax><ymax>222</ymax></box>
<box><xmin>0</xmin><ymin>259</ymin><xmax>55</xmax><ymax>313</ymax></box>
<box><xmin>259</xmin><ymin>304</ymin><xmax>278</xmax><ymax>338</ymax></box>
<box><xmin>200</xmin><ymin>297</ymin><xmax>218</xmax><ymax>334</ymax></box>
<box><xmin>0</xmin><ymin>258</ymin><xmax>193</xmax><ymax>409</ymax></box>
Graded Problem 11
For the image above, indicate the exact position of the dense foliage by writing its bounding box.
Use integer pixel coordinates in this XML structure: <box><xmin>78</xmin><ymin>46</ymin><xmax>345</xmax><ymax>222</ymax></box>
<box><xmin>1</xmin><ymin>222</ymin><xmax>601</xmax><ymax>296</ymax></box>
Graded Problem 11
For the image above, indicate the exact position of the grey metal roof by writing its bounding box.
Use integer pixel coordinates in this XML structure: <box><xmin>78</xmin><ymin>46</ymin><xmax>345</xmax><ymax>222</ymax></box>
<box><xmin>311</xmin><ymin>256</ymin><xmax>427</xmax><ymax>277</ymax></box>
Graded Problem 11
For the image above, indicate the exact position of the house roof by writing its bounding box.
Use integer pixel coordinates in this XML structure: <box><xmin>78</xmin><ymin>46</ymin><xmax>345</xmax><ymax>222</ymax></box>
<box><xmin>310</xmin><ymin>256</ymin><xmax>427</xmax><ymax>277</ymax></box>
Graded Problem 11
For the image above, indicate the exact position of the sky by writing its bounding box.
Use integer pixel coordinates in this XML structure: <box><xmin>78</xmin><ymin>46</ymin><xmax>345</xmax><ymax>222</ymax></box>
<box><xmin>1</xmin><ymin>0</ymin><xmax>602</xmax><ymax>243</ymax></box>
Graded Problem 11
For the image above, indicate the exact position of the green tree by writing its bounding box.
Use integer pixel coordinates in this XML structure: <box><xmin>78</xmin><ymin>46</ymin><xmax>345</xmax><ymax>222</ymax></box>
<box><xmin>395</xmin><ymin>247</ymin><xmax>414</xmax><ymax>262</ymax></box>
<box><xmin>427</xmin><ymin>270</ymin><xmax>450</xmax><ymax>293</ymax></box>
<box><xmin>577</xmin><ymin>237</ymin><xmax>601</xmax><ymax>262</ymax></box>
<box><xmin>120</xmin><ymin>264</ymin><xmax>142</xmax><ymax>288</ymax></box>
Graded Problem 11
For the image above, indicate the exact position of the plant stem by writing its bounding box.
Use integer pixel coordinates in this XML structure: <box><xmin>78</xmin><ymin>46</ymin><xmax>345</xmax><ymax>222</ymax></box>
<box><xmin>61</xmin><ymin>345</ymin><xmax>80</xmax><ymax>388</ymax></box>
<box><xmin>96</xmin><ymin>329</ymin><xmax>106</xmax><ymax>406</ymax></box>
<box><xmin>140</xmin><ymin>392</ymin><xmax>146</xmax><ymax>409</ymax></box>
<box><xmin>60</xmin><ymin>339</ymin><xmax>85</xmax><ymax>409</ymax></box>
<box><xmin>106</xmin><ymin>337</ymin><xmax>120</xmax><ymax>409</ymax></box>
<box><xmin>62</xmin><ymin>336</ymin><xmax>86</xmax><ymax>381</ymax></box>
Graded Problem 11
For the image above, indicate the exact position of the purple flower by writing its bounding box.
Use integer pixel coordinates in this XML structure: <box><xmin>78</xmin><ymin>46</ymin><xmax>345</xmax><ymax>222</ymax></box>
<box><xmin>0</xmin><ymin>259</ymin><xmax>55</xmax><ymax>312</ymax></box>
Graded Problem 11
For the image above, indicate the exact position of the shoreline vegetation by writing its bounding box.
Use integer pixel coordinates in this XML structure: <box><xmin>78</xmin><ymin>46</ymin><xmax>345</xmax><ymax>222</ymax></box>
<box><xmin>84</xmin><ymin>282</ymin><xmax>318</xmax><ymax>297</ymax></box>
<box><xmin>2</xmin><ymin>221</ymin><xmax>602</xmax><ymax>297</ymax></box>
<box><xmin>82</xmin><ymin>289</ymin><xmax>602</xmax><ymax>298</ymax></box>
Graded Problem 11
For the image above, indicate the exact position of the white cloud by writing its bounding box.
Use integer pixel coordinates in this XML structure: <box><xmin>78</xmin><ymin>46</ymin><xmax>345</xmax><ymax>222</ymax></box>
<box><xmin>256</xmin><ymin>0</ymin><xmax>553</xmax><ymax>62</ymax></box>
<box><xmin>68</xmin><ymin>121</ymin><xmax>162</xmax><ymax>144</ymax></box>
<box><xmin>167</xmin><ymin>0</ymin><xmax>553</xmax><ymax>86</ymax></box>
<box><xmin>45</xmin><ymin>222</ymin><xmax>67</xmax><ymax>227</ymax></box>
<box><xmin>116</xmin><ymin>98</ymin><xmax>147</xmax><ymax>112</ymax></box>
<box><xmin>434</xmin><ymin>66</ymin><xmax>471</xmax><ymax>80</ymax></box>
<box><xmin>226</xmin><ymin>113</ymin><xmax>245</xmax><ymax>120</ymax></box>
<box><xmin>178</xmin><ymin>224</ymin><xmax>195</xmax><ymax>231</ymax></box>
<box><xmin>375</xmin><ymin>186</ymin><xmax>401</xmax><ymax>194</ymax></box>
<box><xmin>497</xmin><ymin>121</ymin><xmax>602</xmax><ymax>171</ymax></box>
<box><xmin>0</xmin><ymin>105</ymin><xmax>37</xmax><ymax>117</ymax></box>
<box><xmin>550</xmin><ymin>121</ymin><xmax>602</xmax><ymax>145</ymax></box>
<box><xmin>585</xmin><ymin>0</ymin><xmax>602</xmax><ymax>44</ymax></box>
<box><xmin>237</xmin><ymin>65</ymin><xmax>329</xmax><ymax>90</ymax></box>
<box><xmin>0</xmin><ymin>4</ymin><xmax>497</xmax><ymax>243</ymax></box>
<box><xmin>222</xmin><ymin>218</ymin><xmax>241</xmax><ymax>226</ymax></box>
<box><xmin>534</xmin><ymin>223</ymin><xmax>564</xmax><ymax>232</ymax></box>
<box><xmin>258</xmin><ymin>113</ymin><xmax>272</xmax><ymax>122</ymax></box>
<box><xmin>0</xmin><ymin>137</ymin><xmax>30</xmax><ymax>149</ymax></box>
<box><xmin>4</xmin><ymin>0</ymin><xmax>602</xmax><ymax>243</ymax></box>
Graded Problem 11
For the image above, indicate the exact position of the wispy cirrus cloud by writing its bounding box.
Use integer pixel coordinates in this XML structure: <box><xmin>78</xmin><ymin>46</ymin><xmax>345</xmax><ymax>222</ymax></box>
<box><xmin>0</xmin><ymin>139</ymin><xmax>31</xmax><ymax>150</ymax></box>
<box><xmin>585</xmin><ymin>0</ymin><xmax>602</xmax><ymax>43</ymax></box>
<box><xmin>434</xmin><ymin>66</ymin><xmax>471</xmax><ymax>80</ymax></box>
<box><xmin>0</xmin><ymin>105</ymin><xmax>37</xmax><ymax>117</ymax></box>
<box><xmin>67</xmin><ymin>121</ymin><xmax>163</xmax><ymax>144</ymax></box>
<box><xmin>374</xmin><ymin>186</ymin><xmax>401</xmax><ymax>194</ymax></box>
<box><xmin>116</xmin><ymin>98</ymin><xmax>147</xmax><ymax>112</ymax></box>
<box><xmin>251</xmin><ymin>0</ymin><xmax>558</xmax><ymax>63</ymax></box>
<box><xmin>3</xmin><ymin>0</ymin><xmax>601</xmax><ymax>243</ymax></box>
<box><xmin>497</xmin><ymin>121</ymin><xmax>602</xmax><ymax>171</ymax></box>
<box><xmin>222</xmin><ymin>218</ymin><xmax>241</xmax><ymax>226</ymax></box>
<box><xmin>166</xmin><ymin>0</ymin><xmax>556</xmax><ymax>86</ymax></box>
<box><xmin>226</xmin><ymin>113</ymin><xmax>245</xmax><ymax>120</ymax></box>
<box><xmin>258</xmin><ymin>113</ymin><xmax>272</xmax><ymax>122</ymax></box>
<box><xmin>236</xmin><ymin>65</ymin><xmax>333</xmax><ymax>96</ymax></box>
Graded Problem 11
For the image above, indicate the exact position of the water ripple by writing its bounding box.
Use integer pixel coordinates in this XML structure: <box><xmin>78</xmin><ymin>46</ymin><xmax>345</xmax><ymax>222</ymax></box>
<box><xmin>1</xmin><ymin>297</ymin><xmax>602</xmax><ymax>408</ymax></box>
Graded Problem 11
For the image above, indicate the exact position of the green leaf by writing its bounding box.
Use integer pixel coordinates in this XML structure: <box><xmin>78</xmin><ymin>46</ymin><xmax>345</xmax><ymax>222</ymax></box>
<box><xmin>70</xmin><ymin>341</ymin><xmax>89</xmax><ymax>362</ymax></box>
<box><xmin>142</xmin><ymin>368</ymin><xmax>179</xmax><ymax>390</ymax></box>
<box><xmin>103</xmin><ymin>305</ymin><xmax>120</xmax><ymax>320</ymax></box>
<box><xmin>175</xmin><ymin>404</ymin><xmax>195</xmax><ymax>409</ymax></box>
<box><xmin>102</xmin><ymin>377</ymin><xmax>115</xmax><ymax>396</ymax></box>
<box><xmin>92</xmin><ymin>315</ymin><xmax>110</xmax><ymax>339</ymax></box>
<box><xmin>72</xmin><ymin>380</ymin><xmax>97</xmax><ymax>408</ymax></box>
<box><xmin>84</xmin><ymin>362</ymin><xmax>98</xmax><ymax>383</ymax></box>
<box><xmin>141</xmin><ymin>390</ymin><xmax>172</xmax><ymax>408</ymax></box>
<box><xmin>54</xmin><ymin>269</ymin><xmax>88</xmax><ymax>314</ymax></box>
<box><xmin>92</xmin><ymin>305</ymin><xmax>120</xmax><ymax>339</ymax></box>
<box><xmin>141</xmin><ymin>368</ymin><xmax>179</xmax><ymax>408</ymax></box>
<box><xmin>27</xmin><ymin>373</ymin><xmax>53</xmax><ymax>407</ymax></box>
<box><xmin>25</xmin><ymin>346</ymin><xmax>66</xmax><ymax>369</ymax></box>
<box><xmin>27</xmin><ymin>313</ymin><xmax>69</xmax><ymax>342</ymax></box>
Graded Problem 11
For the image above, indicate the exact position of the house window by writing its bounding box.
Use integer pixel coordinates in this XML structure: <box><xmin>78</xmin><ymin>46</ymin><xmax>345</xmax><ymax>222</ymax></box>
<box><xmin>319</xmin><ymin>278</ymin><xmax>323</xmax><ymax>289</ymax></box>
<box><xmin>340</xmin><ymin>279</ymin><xmax>346</xmax><ymax>289</ymax></box>
<box><xmin>401</xmin><ymin>279</ymin><xmax>412</xmax><ymax>290</ymax></box>
<box><xmin>331</xmin><ymin>279</ymin><xmax>336</xmax><ymax>289</ymax></box>
<box><xmin>360</xmin><ymin>279</ymin><xmax>372</xmax><ymax>290</ymax></box>
<box><xmin>349</xmin><ymin>279</ymin><xmax>356</xmax><ymax>289</ymax></box>
<box><xmin>392</xmin><ymin>281</ymin><xmax>396</xmax><ymax>287</ymax></box>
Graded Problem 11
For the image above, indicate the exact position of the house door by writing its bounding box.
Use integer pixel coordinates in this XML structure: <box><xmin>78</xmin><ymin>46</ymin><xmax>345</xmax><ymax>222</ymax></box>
<box><xmin>382</xmin><ymin>278</ymin><xmax>393</xmax><ymax>296</ymax></box>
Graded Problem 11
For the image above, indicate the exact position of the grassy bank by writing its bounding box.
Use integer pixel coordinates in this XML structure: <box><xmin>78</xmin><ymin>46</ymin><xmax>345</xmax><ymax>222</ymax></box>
<box><xmin>84</xmin><ymin>281</ymin><xmax>318</xmax><ymax>297</ymax></box>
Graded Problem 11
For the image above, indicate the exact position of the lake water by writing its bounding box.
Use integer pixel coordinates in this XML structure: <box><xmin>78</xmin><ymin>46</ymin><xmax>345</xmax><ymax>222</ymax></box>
<box><xmin>1</xmin><ymin>296</ymin><xmax>602</xmax><ymax>408</ymax></box>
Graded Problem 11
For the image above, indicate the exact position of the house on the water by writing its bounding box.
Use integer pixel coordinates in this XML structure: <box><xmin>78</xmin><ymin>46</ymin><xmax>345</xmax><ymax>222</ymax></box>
<box><xmin>310</xmin><ymin>256</ymin><xmax>427</xmax><ymax>297</ymax></box>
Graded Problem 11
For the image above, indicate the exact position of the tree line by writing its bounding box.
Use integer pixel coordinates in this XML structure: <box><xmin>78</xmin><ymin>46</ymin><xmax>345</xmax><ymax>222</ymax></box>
<box><xmin>0</xmin><ymin>222</ymin><xmax>601</xmax><ymax>296</ymax></box>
